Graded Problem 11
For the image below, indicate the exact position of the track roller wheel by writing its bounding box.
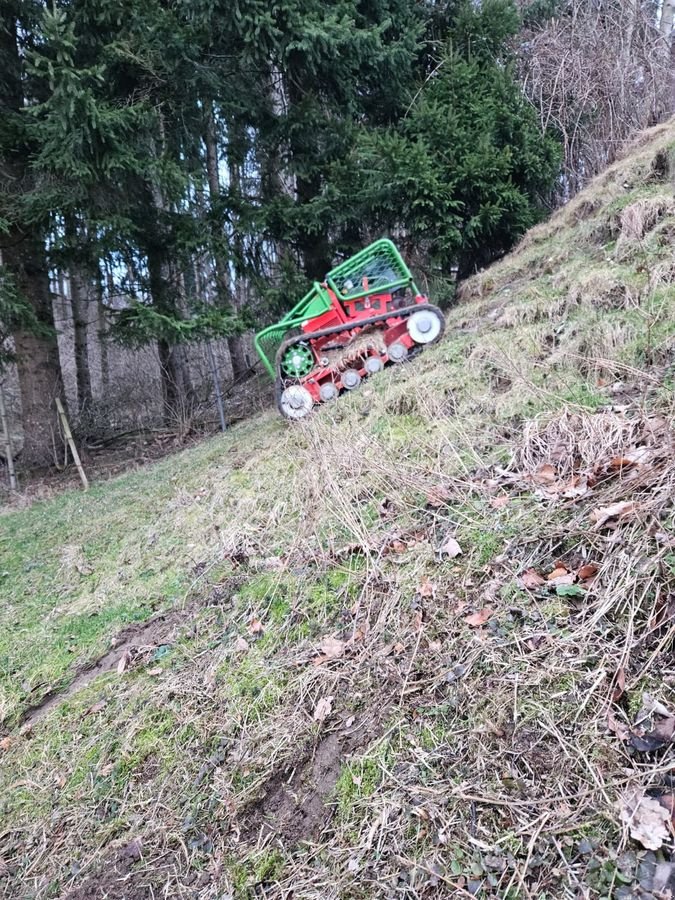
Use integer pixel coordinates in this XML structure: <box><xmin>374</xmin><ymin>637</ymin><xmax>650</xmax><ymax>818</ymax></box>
<box><xmin>319</xmin><ymin>382</ymin><xmax>338</xmax><ymax>402</ymax></box>
<box><xmin>388</xmin><ymin>342</ymin><xmax>408</xmax><ymax>363</ymax></box>
<box><xmin>280</xmin><ymin>385</ymin><xmax>313</xmax><ymax>419</ymax></box>
<box><xmin>342</xmin><ymin>369</ymin><xmax>361</xmax><ymax>390</ymax></box>
<box><xmin>364</xmin><ymin>357</ymin><xmax>383</xmax><ymax>375</ymax></box>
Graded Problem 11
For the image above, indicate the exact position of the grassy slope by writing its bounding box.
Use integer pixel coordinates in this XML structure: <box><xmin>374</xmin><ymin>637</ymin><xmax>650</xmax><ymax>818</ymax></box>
<box><xmin>2</xmin><ymin>120</ymin><xmax>675</xmax><ymax>899</ymax></box>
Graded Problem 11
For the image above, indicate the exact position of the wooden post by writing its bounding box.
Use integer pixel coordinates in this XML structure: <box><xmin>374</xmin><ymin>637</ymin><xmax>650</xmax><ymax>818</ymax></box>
<box><xmin>0</xmin><ymin>382</ymin><xmax>18</xmax><ymax>492</ymax></box>
<box><xmin>55</xmin><ymin>398</ymin><xmax>89</xmax><ymax>489</ymax></box>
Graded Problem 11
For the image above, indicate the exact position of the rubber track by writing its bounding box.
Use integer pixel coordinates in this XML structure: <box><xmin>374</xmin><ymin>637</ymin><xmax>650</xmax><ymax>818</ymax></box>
<box><xmin>274</xmin><ymin>303</ymin><xmax>445</xmax><ymax>418</ymax></box>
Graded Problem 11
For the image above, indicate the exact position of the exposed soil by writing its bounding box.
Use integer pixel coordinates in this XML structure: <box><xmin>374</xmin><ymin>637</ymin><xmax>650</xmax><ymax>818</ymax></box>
<box><xmin>242</xmin><ymin>707</ymin><xmax>387</xmax><ymax>846</ymax></box>
<box><xmin>19</xmin><ymin>579</ymin><xmax>239</xmax><ymax>729</ymax></box>
<box><xmin>63</xmin><ymin>839</ymin><xmax>162</xmax><ymax>900</ymax></box>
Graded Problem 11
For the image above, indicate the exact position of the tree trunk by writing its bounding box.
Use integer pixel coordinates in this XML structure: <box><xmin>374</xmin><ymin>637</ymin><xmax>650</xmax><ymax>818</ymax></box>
<box><xmin>99</xmin><ymin>270</ymin><xmax>111</xmax><ymax>394</ymax></box>
<box><xmin>146</xmin><ymin>240</ymin><xmax>191</xmax><ymax>425</ymax></box>
<box><xmin>8</xmin><ymin>234</ymin><xmax>63</xmax><ymax>466</ymax></box>
<box><xmin>660</xmin><ymin>0</ymin><xmax>675</xmax><ymax>37</ymax></box>
<box><xmin>204</xmin><ymin>101</ymin><xmax>248</xmax><ymax>380</ymax></box>
<box><xmin>70</xmin><ymin>268</ymin><xmax>93</xmax><ymax>418</ymax></box>
<box><xmin>0</xmin><ymin>10</ymin><xmax>63</xmax><ymax>466</ymax></box>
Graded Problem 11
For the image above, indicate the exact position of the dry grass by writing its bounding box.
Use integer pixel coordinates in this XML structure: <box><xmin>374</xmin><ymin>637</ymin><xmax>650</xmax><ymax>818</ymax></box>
<box><xmin>2</xmin><ymin>121</ymin><xmax>675</xmax><ymax>900</ymax></box>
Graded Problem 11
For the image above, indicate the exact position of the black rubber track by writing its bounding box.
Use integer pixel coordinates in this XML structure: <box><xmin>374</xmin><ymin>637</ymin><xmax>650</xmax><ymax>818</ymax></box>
<box><xmin>274</xmin><ymin>303</ymin><xmax>446</xmax><ymax>419</ymax></box>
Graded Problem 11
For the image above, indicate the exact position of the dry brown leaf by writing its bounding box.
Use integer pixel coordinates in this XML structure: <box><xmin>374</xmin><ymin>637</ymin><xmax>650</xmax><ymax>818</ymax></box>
<box><xmin>651</xmin><ymin>716</ymin><xmax>675</xmax><ymax>743</ymax></box>
<box><xmin>547</xmin><ymin>566</ymin><xmax>569</xmax><ymax>581</ymax></box>
<box><xmin>147</xmin><ymin>667</ymin><xmax>163</xmax><ymax>677</ymax></box>
<box><xmin>620</xmin><ymin>790</ymin><xmax>671</xmax><ymax>850</ymax></box>
<box><xmin>578</xmin><ymin>563</ymin><xmax>599</xmax><ymax>580</ymax></box>
<box><xmin>561</xmin><ymin>476</ymin><xmax>590</xmax><ymax>499</ymax></box>
<box><xmin>248</xmin><ymin>618</ymin><xmax>264</xmax><ymax>635</ymax></box>
<box><xmin>609</xmin><ymin>456</ymin><xmax>636</xmax><ymax>471</ymax></box>
<box><xmin>612</xmin><ymin>667</ymin><xmax>626</xmax><ymax>703</ymax></box>
<box><xmin>313</xmin><ymin>696</ymin><xmax>334</xmax><ymax>723</ymax></box>
<box><xmin>428</xmin><ymin>639</ymin><xmax>442</xmax><ymax>652</ymax></box>
<box><xmin>234</xmin><ymin>636</ymin><xmax>249</xmax><ymax>653</ymax></box>
<box><xmin>418</xmin><ymin>577</ymin><xmax>435</xmax><ymax>598</ymax></box>
<box><xmin>0</xmin><ymin>737</ymin><xmax>12</xmax><ymax>752</ymax></box>
<box><xmin>440</xmin><ymin>536</ymin><xmax>462</xmax><ymax>559</ymax></box>
<box><xmin>116</xmin><ymin>650</ymin><xmax>132</xmax><ymax>675</ymax></box>
<box><xmin>465</xmin><ymin>608</ymin><xmax>493</xmax><ymax>627</ymax></box>
<box><xmin>390</xmin><ymin>539</ymin><xmax>408</xmax><ymax>554</ymax></box>
<box><xmin>312</xmin><ymin>635</ymin><xmax>346</xmax><ymax>666</ymax></box>
<box><xmin>607</xmin><ymin>710</ymin><xmax>630</xmax><ymax>741</ymax></box>
<box><xmin>426</xmin><ymin>486</ymin><xmax>451</xmax><ymax>507</ymax></box>
<box><xmin>521</xmin><ymin>568</ymin><xmax>546</xmax><ymax>588</ymax></box>
<box><xmin>413</xmin><ymin>609</ymin><xmax>424</xmax><ymax>630</ymax></box>
<box><xmin>549</xmin><ymin>572</ymin><xmax>576</xmax><ymax>586</ymax></box>
<box><xmin>591</xmin><ymin>500</ymin><xmax>637</xmax><ymax>529</ymax></box>
<box><xmin>85</xmin><ymin>700</ymin><xmax>108</xmax><ymax>716</ymax></box>
<box><xmin>533</xmin><ymin>464</ymin><xmax>557</xmax><ymax>485</ymax></box>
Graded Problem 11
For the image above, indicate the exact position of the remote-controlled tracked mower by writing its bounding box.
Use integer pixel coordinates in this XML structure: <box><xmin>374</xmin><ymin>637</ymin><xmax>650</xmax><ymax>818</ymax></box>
<box><xmin>254</xmin><ymin>239</ymin><xmax>445</xmax><ymax>419</ymax></box>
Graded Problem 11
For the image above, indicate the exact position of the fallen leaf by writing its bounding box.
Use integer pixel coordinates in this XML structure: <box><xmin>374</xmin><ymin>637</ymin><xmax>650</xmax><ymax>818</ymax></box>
<box><xmin>312</xmin><ymin>635</ymin><xmax>346</xmax><ymax>665</ymax></box>
<box><xmin>612</xmin><ymin>667</ymin><xmax>626</xmax><ymax>703</ymax></box>
<box><xmin>489</xmin><ymin>495</ymin><xmax>510</xmax><ymax>509</ymax></box>
<box><xmin>465</xmin><ymin>608</ymin><xmax>493</xmax><ymax>627</ymax></box>
<box><xmin>117</xmin><ymin>650</ymin><xmax>132</xmax><ymax>674</ymax></box>
<box><xmin>390</xmin><ymin>539</ymin><xmax>408</xmax><ymax>554</ymax></box>
<box><xmin>428</xmin><ymin>639</ymin><xmax>442</xmax><ymax>652</ymax></box>
<box><xmin>248</xmin><ymin>618</ymin><xmax>264</xmax><ymax>635</ymax></box>
<box><xmin>550</xmin><ymin>572</ymin><xmax>576</xmax><ymax>587</ymax></box>
<box><xmin>418</xmin><ymin>577</ymin><xmax>435</xmax><ymax>598</ymax></box>
<box><xmin>413</xmin><ymin>608</ymin><xmax>424</xmax><ymax>630</ymax></box>
<box><xmin>393</xmin><ymin>641</ymin><xmax>405</xmax><ymax>654</ymax></box>
<box><xmin>657</xmin><ymin>792</ymin><xmax>675</xmax><ymax>826</ymax></box>
<box><xmin>609</xmin><ymin>456</ymin><xmax>637</xmax><ymax>471</ymax></box>
<box><xmin>76</xmin><ymin>562</ymin><xmax>94</xmax><ymax>576</ymax></box>
<box><xmin>440</xmin><ymin>536</ymin><xmax>462</xmax><ymax>559</ymax></box>
<box><xmin>607</xmin><ymin>710</ymin><xmax>630</xmax><ymax>741</ymax></box>
<box><xmin>620</xmin><ymin>790</ymin><xmax>671</xmax><ymax>850</ymax></box>
<box><xmin>0</xmin><ymin>737</ymin><xmax>12</xmax><ymax>752</ymax></box>
<box><xmin>578</xmin><ymin>563</ymin><xmax>599</xmax><ymax>580</ymax></box>
<box><xmin>234</xmin><ymin>636</ymin><xmax>249</xmax><ymax>653</ymax></box>
<box><xmin>313</xmin><ymin>696</ymin><xmax>334</xmax><ymax>723</ymax></box>
<box><xmin>547</xmin><ymin>565</ymin><xmax>569</xmax><ymax>581</ymax></box>
<box><xmin>426</xmin><ymin>486</ymin><xmax>451</xmax><ymax>507</ymax></box>
<box><xmin>630</xmin><ymin>717</ymin><xmax>675</xmax><ymax>752</ymax></box>
<box><xmin>147</xmin><ymin>667</ymin><xmax>163</xmax><ymax>676</ymax></box>
<box><xmin>85</xmin><ymin>700</ymin><xmax>108</xmax><ymax>716</ymax></box>
<box><xmin>591</xmin><ymin>500</ymin><xmax>637</xmax><ymax>529</ymax></box>
<box><xmin>521</xmin><ymin>568</ymin><xmax>546</xmax><ymax>588</ymax></box>
<box><xmin>533</xmin><ymin>463</ymin><xmax>557</xmax><ymax>485</ymax></box>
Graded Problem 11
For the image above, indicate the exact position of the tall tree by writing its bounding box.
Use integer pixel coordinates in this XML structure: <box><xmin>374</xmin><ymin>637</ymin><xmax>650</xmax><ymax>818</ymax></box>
<box><xmin>0</xmin><ymin>2</ymin><xmax>64</xmax><ymax>466</ymax></box>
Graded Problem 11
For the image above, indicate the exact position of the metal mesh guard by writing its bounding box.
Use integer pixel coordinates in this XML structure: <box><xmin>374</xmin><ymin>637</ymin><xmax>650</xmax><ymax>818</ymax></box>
<box><xmin>327</xmin><ymin>239</ymin><xmax>411</xmax><ymax>301</ymax></box>
<box><xmin>256</xmin><ymin>325</ymin><xmax>288</xmax><ymax>373</ymax></box>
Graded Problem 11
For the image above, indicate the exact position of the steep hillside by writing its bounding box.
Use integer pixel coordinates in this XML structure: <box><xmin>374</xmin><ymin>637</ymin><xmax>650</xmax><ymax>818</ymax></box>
<box><xmin>2</xmin><ymin>120</ymin><xmax>675</xmax><ymax>899</ymax></box>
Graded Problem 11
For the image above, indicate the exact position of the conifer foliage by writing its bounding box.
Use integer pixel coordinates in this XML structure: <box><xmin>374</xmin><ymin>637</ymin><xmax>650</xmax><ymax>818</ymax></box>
<box><xmin>0</xmin><ymin>0</ymin><xmax>560</xmax><ymax>462</ymax></box>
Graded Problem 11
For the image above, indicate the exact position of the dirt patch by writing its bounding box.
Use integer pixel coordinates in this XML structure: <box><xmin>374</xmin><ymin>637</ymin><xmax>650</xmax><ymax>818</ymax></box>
<box><xmin>19</xmin><ymin>580</ymin><xmax>237</xmax><ymax>729</ymax></box>
<box><xmin>63</xmin><ymin>839</ymin><xmax>162</xmax><ymax>900</ymax></box>
<box><xmin>242</xmin><ymin>709</ymin><xmax>386</xmax><ymax>846</ymax></box>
